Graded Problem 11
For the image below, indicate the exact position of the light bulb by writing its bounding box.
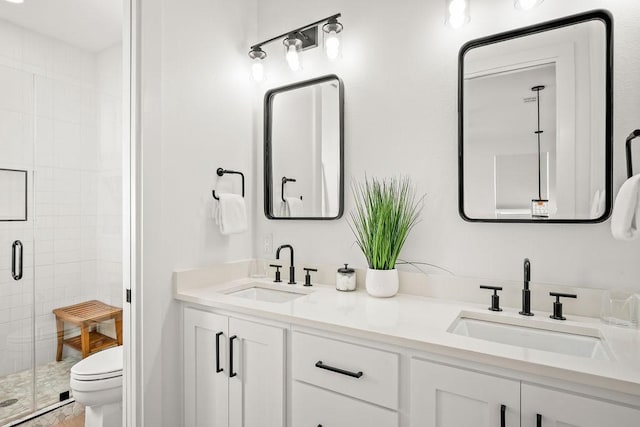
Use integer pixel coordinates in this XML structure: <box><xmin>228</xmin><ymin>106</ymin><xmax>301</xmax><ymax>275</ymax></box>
<box><xmin>325</xmin><ymin>32</ymin><xmax>340</xmax><ymax>60</ymax></box>
<box><xmin>251</xmin><ymin>59</ymin><xmax>264</xmax><ymax>82</ymax></box>
<box><xmin>4</xmin><ymin>0</ymin><xmax>25</xmax><ymax>3</ymax></box>
<box><xmin>515</xmin><ymin>0</ymin><xmax>543</xmax><ymax>10</ymax></box>
<box><xmin>322</xmin><ymin>18</ymin><xmax>343</xmax><ymax>61</ymax></box>
<box><xmin>286</xmin><ymin>44</ymin><xmax>300</xmax><ymax>71</ymax></box>
<box><xmin>446</xmin><ymin>0</ymin><xmax>469</xmax><ymax>29</ymax></box>
<box><xmin>449</xmin><ymin>0</ymin><xmax>466</xmax><ymax>16</ymax></box>
<box><xmin>248</xmin><ymin>47</ymin><xmax>266</xmax><ymax>82</ymax></box>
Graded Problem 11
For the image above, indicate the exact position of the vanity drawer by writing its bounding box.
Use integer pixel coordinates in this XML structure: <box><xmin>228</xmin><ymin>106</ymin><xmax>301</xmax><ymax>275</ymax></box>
<box><xmin>292</xmin><ymin>381</ymin><xmax>398</xmax><ymax>427</ymax></box>
<box><xmin>292</xmin><ymin>331</ymin><xmax>399</xmax><ymax>409</ymax></box>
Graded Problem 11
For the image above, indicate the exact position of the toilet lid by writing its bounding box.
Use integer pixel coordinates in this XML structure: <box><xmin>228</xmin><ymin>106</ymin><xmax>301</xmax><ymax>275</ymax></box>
<box><xmin>71</xmin><ymin>346</ymin><xmax>123</xmax><ymax>380</ymax></box>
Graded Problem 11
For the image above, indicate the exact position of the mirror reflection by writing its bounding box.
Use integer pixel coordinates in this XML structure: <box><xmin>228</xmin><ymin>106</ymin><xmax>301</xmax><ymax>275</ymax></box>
<box><xmin>265</xmin><ymin>75</ymin><xmax>344</xmax><ymax>219</ymax></box>
<box><xmin>460</xmin><ymin>12</ymin><xmax>611</xmax><ymax>222</ymax></box>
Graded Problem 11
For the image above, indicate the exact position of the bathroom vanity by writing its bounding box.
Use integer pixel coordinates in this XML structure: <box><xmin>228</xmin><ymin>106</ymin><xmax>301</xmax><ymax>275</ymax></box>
<box><xmin>174</xmin><ymin>264</ymin><xmax>640</xmax><ymax>427</ymax></box>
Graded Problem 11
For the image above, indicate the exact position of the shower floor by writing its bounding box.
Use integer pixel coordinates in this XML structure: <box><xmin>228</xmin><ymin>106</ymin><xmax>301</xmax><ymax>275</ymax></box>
<box><xmin>0</xmin><ymin>356</ymin><xmax>81</xmax><ymax>425</ymax></box>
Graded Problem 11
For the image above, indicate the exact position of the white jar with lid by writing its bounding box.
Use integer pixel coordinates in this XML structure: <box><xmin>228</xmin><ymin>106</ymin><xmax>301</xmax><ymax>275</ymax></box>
<box><xmin>336</xmin><ymin>264</ymin><xmax>356</xmax><ymax>292</ymax></box>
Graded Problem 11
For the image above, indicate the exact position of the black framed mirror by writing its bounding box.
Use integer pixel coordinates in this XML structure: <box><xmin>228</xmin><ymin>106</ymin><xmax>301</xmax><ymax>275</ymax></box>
<box><xmin>459</xmin><ymin>10</ymin><xmax>613</xmax><ymax>223</ymax></box>
<box><xmin>264</xmin><ymin>74</ymin><xmax>344</xmax><ymax>220</ymax></box>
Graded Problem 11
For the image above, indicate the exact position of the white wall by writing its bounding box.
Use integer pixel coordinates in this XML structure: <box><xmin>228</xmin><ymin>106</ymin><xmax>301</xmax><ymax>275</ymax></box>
<box><xmin>254</xmin><ymin>0</ymin><xmax>640</xmax><ymax>290</ymax></box>
<box><xmin>139</xmin><ymin>0</ymin><xmax>256</xmax><ymax>425</ymax></box>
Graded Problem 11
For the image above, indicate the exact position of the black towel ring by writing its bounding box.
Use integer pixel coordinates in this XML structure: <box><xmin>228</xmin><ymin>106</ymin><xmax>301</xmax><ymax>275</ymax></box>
<box><xmin>212</xmin><ymin>168</ymin><xmax>245</xmax><ymax>200</ymax></box>
<box><xmin>281</xmin><ymin>177</ymin><xmax>297</xmax><ymax>203</ymax></box>
<box><xmin>626</xmin><ymin>129</ymin><xmax>640</xmax><ymax>178</ymax></box>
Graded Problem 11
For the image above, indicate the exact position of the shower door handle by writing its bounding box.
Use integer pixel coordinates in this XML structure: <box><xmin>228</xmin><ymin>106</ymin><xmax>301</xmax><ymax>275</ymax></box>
<box><xmin>11</xmin><ymin>240</ymin><xmax>23</xmax><ymax>281</ymax></box>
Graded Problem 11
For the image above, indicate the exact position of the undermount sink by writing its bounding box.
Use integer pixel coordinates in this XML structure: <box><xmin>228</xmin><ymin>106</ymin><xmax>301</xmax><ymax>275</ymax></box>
<box><xmin>225</xmin><ymin>283</ymin><xmax>311</xmax><ymax>303</ymax></box>
<box><xmin>449</xmin><ymin>313</ymin><xmax>612</xmax><ymax>361</ymax></box>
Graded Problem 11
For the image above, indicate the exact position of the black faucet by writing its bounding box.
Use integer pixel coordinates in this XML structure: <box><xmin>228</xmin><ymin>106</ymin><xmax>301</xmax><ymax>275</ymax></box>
<box><xmin>519</xmin><ymin>258</ymin><xmax>534</xmax><ymax>316</ymax></box>
<box><xmin>276</xmin><ymin>244</ymin><xmax>296</xmax><ymax>284</ymax></box>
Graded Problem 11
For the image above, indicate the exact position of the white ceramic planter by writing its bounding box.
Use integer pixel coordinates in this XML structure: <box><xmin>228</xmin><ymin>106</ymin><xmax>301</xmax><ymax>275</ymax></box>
<box><xmin>365</xmin><ymin>268</ymin><xmax>399</xmax><ymax>298</ymax></box>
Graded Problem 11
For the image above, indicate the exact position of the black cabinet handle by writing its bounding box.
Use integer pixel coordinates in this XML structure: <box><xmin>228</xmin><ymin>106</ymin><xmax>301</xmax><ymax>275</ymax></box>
<box><xmin>215</xmin><ymin>332</ymin><xmax>223</xmax><ymax>373</ymax></box>
<box><xmin>500</xmin><ymin>405</ymin><xmax>505</xmax><ymax>427</ymax></box>
<box><xmin>229</xmin><ymin>335</ymin><xmax>238</xmax><ymax>378</ymax></box>
<box><xmin>11</xmin><ymin>240</ymin><xmax>23</xmax><ymax>281</ymax></box>
<box><xmin>537</xmin><ymin>414</ymin><xmax>542</xmax><ymax>427</ymax></box>
<box><xmin>315</xmin><ymin>361</ymin><xmax>363</xmax><ymax>378</ymax></box>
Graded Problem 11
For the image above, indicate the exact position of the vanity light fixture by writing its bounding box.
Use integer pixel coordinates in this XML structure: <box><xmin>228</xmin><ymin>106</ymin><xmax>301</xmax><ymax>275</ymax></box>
<box><xmin>248</xmin><ymin>47</ymin><xmax>267</xmax><ymax>82</ymax></box>
<box><xmin>248</xmin><ymin>13</ymin><xmax>342</xmax><ymax>80</ymax></box>
<box><xmin>322</xmin><ymin>17</ymin><xmax>343</xmax><ymax>60</ymax></box>
<box><xmin>446</xmin><ymin>0</ymin><xmax>470</xmax><ymax>29</ymax></box>
<box><xmin>514</xmin><ymin>0</ymin><xmax>544</xmax><ymax>11</ymax></box>
<box><xmin>4</xmin><ymin>0</ymin><xmax>25</xmax><ymax>3</ymax></box>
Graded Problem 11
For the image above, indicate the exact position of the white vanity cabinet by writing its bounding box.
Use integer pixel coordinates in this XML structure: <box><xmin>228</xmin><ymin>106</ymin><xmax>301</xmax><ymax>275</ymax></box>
<box><xmin>292</xmin><ymin>381</ymin><xmax>398</xmax><ymax>427</ymax></box>
<box><xmin>184</xmin><ymin>308</ymin><xmax>229</xmax><ymax>427</ymax></box>
<box><xmin>183</xmin><ymin>307</ymin><xmax>285</xmax><ymax>427</ymax></box>
<box><xmin>291</xmin><ymin>331</ymin><xmax>400</xmax><ymax>427</ymax></box>
<box><xmin>410</xmin><ymin>359</ymin><xmax>520</xmax><ymax>427</ymax></box>
<box><xmin>411</xmin><ymin>359</ymin><xmax>640</xmax><ymax>427</ymax></box>
<box><xmin>521</xmin><ymin>383</ymin><xmax>640</xmax><ymax>427</ymax></box>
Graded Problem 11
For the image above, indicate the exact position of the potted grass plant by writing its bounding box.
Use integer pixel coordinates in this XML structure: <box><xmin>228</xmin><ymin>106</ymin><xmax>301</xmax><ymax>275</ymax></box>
<box><xmin>350</xmin><ymin>176</ymin><xmax>423</xmax><ymax>297</ymax></box>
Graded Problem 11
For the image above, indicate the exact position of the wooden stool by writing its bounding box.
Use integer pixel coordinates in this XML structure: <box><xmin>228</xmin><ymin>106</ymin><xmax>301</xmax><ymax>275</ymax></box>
<box><xmin>53</xmin><ymin>300</ymin><xmax>123</xmax><ymax>361</ymax></box>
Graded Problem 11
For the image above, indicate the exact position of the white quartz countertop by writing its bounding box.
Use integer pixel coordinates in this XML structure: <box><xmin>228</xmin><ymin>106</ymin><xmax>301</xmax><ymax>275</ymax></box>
<box><xmin>175</xmin><ymin>277</ymin><xmax>640</xmax><ymax>398</ymax></box>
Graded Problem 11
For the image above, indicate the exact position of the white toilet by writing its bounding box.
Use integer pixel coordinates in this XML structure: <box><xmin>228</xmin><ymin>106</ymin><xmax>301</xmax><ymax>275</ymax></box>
<box><xmin>70</xmin><ymin>345</ymin><xmax>123</xmax><ymax>427</ymax></box>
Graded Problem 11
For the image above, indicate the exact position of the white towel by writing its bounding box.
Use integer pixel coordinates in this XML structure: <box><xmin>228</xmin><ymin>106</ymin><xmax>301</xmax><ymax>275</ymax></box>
<box><xmin>285</xmin><ymin>197</ymin><xmax>304</xmax><ymax>217</ymax></box>
<box><xmin>279</xmin><ymin>200</ymin><xmax>288</xmax><ymax>217</ymax></box>
<box><xmin>611</xmin><ymin>175</ymin><xmax>640</xmax><ymax>241</ymax></box>
<box><xmin>216</xmin><ymin>193</ymin><xmax>247</xmax><ymax>235</ymax></box>
<box><xmin>590</xmin><ymin>189</ymin><xmax>605</xmax><ymax>218</ymax></box>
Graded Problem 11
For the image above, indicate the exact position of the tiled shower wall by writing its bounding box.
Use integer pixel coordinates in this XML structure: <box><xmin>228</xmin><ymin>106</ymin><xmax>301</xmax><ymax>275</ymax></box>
<box><xmin>0</xmin><ymin>18</ymin><xmax>122</xmax><ymax>375</ymax></box>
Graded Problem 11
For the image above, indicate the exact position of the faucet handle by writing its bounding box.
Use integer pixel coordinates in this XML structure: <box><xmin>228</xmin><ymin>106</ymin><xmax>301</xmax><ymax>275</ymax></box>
<box><xmin>549</xmin><ymin>292</ymin><xmax>577</xmax><ymax>320</ymax></box>
<box><xmin>480</xmin><ymin>285</ymin><xmax>503</xmax><ymax>312</ymax></box>
<box><xmin>303</xmin><ymin>267</ymin><xmax>318</xmax><ymax>287</ymax></box>
<box><xmin>269</xmin><ymin>264</ymin><xmax>282</xmax><ymax>283</ymax></box>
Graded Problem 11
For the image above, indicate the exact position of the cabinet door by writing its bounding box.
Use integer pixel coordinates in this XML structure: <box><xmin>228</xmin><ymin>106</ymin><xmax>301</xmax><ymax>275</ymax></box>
<box><xmin>228</xmin><ymin>317</ymin><xmax>285</xmax><ymax>427</ymax></box>
<box><xmin>411</xmin><ymin>359</ymin><xmax>520</xmax><ymax>427</ymax></box>
<box><xmin>292</xmin><ymin>381</ymin><xmax>399</xmax><ymax>427</ymax></box>
<box><xmin>184</xmin><ymin>308</ymin><xmax>229</xmax><ymax>427</ymax></box>
<box><xmin>522</xmin><ymin>384</ymin><xmax>640</xmax><ymax>427</ymax></box>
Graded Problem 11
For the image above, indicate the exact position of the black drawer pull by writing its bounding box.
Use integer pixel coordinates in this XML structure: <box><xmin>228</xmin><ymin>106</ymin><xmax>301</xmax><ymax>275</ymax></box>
<box><xmin>501</xmin><ymin>404</ymin><xmax>505</xmax><ymax>427</ymax></box>
<box><xmin>229</xmin><ymin>335</ymin><xmax>238</xmax><ymax>378</ymax></box>
<box><xmin>315</xmin><ymin>361</ymin><xmax>363</xmax><ymax>378</ymax></box>
<box><xmin>537</xmin><ymin>414</ymin><xmax>542</xmax><ymax>427</ymax></box>
<box><xmin>215</xmin><ymin>332</ymin><xmax>223</xmax><ymax>373</ymax></box>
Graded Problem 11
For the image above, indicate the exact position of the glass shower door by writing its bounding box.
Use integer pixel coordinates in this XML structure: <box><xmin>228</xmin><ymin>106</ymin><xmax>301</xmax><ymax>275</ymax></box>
<box><xmin>0</xmin><ymin>63</ymin><xmax>36</xmax><ymax>424</ymax></box>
